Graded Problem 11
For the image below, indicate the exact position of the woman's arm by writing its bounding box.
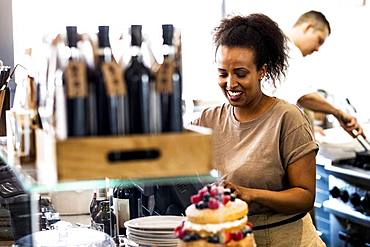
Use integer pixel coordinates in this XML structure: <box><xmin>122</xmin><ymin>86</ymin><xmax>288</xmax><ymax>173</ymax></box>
<box><xmin>224</xmin><ymin>151</ymin><xmax>316</xmax><ymax>214</ymax></box>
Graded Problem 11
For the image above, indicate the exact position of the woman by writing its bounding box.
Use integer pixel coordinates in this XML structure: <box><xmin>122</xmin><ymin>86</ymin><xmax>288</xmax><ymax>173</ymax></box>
<box><xmin>193</xmin><ymin>14</ymin><xmax>325</xmax><ymax>246</ymax></box>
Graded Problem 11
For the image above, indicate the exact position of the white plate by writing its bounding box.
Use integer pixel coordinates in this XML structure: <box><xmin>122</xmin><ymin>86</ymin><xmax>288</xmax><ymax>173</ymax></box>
<box><xmin>127</xmin><ymin>235</ymin><xmax>179</xmax><ymax>244</ymax></box>
<box><xmin>127</xmin><ymin>232</ymin><xmax>178</xmax><ymax>242</ymax></box>
<box><xmin>127</xmin><ymin>227</ymin><xmax>175</xmax><ymax>235</ymax></box>
<box><xmin>127</xmin><ymin>233</ymin><xmax>176</xmax><ymax>241</ymax></box>
<box><xmin>127</xmin><ymin>237</ymin><xmax>178</xmax><ymax>247</ymax></box>
<box><xmin>128</xmin><ymin>236</ymin><xmax>177</xmax><ymax>244</ymax></box>
<box><xmin>124</xmin><ymin>216</ymin><xmax>185</xmax><ymax>230</ymax></box>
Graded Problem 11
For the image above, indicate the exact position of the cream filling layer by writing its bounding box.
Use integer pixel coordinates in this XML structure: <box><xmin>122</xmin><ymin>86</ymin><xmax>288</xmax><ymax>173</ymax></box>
<box><xmin>183</xmin><ymin>216</ymin><xmax>248</xmax><ymax>234</ymax></box>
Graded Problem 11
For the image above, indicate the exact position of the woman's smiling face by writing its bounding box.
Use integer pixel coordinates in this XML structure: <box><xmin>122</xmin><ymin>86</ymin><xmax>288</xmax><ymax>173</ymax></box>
<box><xmin>216</xmin><ymin>45</ymin><xmax>265</xmax><ymax>108</ymax></box>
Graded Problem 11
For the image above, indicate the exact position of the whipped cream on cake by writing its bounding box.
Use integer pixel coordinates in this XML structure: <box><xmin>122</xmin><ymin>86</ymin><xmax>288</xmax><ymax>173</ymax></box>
<box><xmin>175</xmin><ymin>184</ymin><xmax>256</xmax><ymax>246</ymax></box>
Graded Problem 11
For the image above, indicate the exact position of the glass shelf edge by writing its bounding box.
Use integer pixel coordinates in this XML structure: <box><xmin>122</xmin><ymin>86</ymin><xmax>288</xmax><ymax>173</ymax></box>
<box><xmin>28</xmin><ymin>175</ymin><xmax>217</xmax><ymax>193</ymax></box>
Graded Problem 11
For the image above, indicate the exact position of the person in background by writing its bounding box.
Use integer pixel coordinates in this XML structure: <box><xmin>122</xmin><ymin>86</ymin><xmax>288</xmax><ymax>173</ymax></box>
<box><xmin>266</xmin><ymin>10</ymin><xmax>365</xmax><ymax>138</ymax></box>
<box><xmin>193</xmin><ymin>14</ymin><xmax>325</xmax><ymax>246</ymax></box>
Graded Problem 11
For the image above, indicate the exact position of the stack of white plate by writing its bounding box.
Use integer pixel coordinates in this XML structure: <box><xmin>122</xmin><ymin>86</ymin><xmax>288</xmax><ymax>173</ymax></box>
<box><xmin>124</xmin><ymin>215</ymin><xmax>185</xmax><ymax>247</ymax></box>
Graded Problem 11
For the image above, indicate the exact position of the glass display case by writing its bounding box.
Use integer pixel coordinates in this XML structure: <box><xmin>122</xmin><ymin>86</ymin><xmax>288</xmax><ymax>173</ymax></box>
<box><xmin>0</xmin><ymin>133</ymin><xmax>217</xmax><ymax>246</ymax></box>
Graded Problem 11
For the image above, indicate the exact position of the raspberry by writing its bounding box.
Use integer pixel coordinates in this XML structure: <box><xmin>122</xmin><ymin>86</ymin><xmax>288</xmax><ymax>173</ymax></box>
<box><xmin>210</xmin><ymin>187</ymin><xmax>218</xmax><ymax>197</ymax></box>
<box><xmin>174</xmin><ymin>225</ymin><xmax>182</xmax><ymax>234</ymax></box>
<box><xmin>199</xmin><ymin>187</ymin><xmax>208</xmax><ymax>197</ymax></box>
<box><xmin>208</xmin><ymin>197</ymin><xmax>219</xmax><ymax>209</ymax></box>
<box><xmin>191</xmin><ymin>194</ymin><xmax>201</xmax><ymax>204</ymax></box>
<box><xmin>231</xmin><ymin>230</ymin><xmax>244</xmax><ymax>241</ymax></box>
<box><xmin>174</xmin><ymin>226</ymin><xmax>186</xmax><ymax>239</ymax></box>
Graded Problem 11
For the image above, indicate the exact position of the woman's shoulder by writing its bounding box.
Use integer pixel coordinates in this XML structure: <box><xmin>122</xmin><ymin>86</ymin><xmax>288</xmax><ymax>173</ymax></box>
<box><xmin>202</xmin><ymin>103</ymin><xmax>229</xmax><ymax>116</ymax></box>
<box><xmin>273</xmin><ymin>98</ymin><xmax>311</xmax><ymax>125</ymax></box>
<box><xmin>193</xmin><ymin>103</ymin><xmax>230</xmax><ymax>127</ymax></box>
<box><xmin>274</xmin><ymin>98</ymin><xmax>305</xmax><ymax>114</ymax></box>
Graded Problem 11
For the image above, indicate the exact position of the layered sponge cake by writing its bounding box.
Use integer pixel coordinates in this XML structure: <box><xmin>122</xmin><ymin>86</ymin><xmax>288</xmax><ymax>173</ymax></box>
<box><xmin>175</xmin><ymin>185</ymin><xmax>256</xmax><ymax>246</ymax></box>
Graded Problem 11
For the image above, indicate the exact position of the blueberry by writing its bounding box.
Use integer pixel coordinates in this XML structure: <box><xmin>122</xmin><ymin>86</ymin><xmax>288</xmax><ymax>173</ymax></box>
<box><xmin>223</xmin><ymin>190</ymin><xmax>231</xmax><ymax>195</ymax></box>
<box><xmin>203</xmin><ymin>193</ymin><xmax>211</xmax><ymax>202</ymax></box>
<box><xmin>191</xmin><ymin>233</ymin><xmax>201</xmax><ymax>241</ymax></box>
<box><xmin>196</xmin><ymin>201</ymin><xmax>208</xmax><ymax>209</ymax></box>
<box><xmin>207</xmin><ymin>184</ymin><xmax>212</xmax><ymax>191</ymax></box>
<box><xmin>183</xmin><ymin>233</ymin><xmax>200</xmax><ymax>242</ymax></box>
<box><xmin>207</xmin><ymin>235</ymin><xmax>220</xmax><ymax>243</ymax></box>
<box><xmin>182</xmin><ymin>234</ymin><xmax>193</xmax><ymax>242</ymax></box>
<box><xmin>230</xmin><ymin>194</ymin><xmax>236</xmax><ymax>201</ymax></box>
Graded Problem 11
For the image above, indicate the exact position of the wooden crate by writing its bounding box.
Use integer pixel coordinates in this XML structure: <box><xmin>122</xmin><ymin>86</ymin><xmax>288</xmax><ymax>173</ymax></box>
<box><xmin>36</xmin><ymin>126</ymin><xmax>212</xmax><ymax>183</ymax></box>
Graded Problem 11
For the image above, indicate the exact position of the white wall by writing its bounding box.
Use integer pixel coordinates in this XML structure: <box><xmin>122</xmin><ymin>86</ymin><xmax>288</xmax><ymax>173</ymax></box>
<box><xmin>224</xmin><ymin>0</ymin><xmax>370</xmax><ymax>122</ymax></box>
<box><xmin>11</xmin><ymin>0</ymin><xmax>224</xmax><ymax>104</ymax></box>
<box><xmin>10</xmin><ymin>0</ymin><xmax>370</xmax><ymax>122</ymax></box>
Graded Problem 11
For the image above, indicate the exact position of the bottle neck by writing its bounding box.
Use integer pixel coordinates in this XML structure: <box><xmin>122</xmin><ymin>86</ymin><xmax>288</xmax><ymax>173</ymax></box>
<box><xmin>129</xmin><ymin>46</ymin><xmax>146</xmax><ymax>65</ymax></box>
<box><xmin>97</xmin><ymin>188</ymin><xmax>107</xmax><ymax>201</ymax></box>
<box><xmin>162</xmin><ymin>44</ymin><xmax>175</xmax><ymax>58</ymax></box>
<box><xmin>69</xmin><ymin>47</ymin><xmax>80</xmax><ymax>61</ymax></box>
<box><xmin>97</xmin><ymin>47</ymin><xmax>112</xmax><ymax>63</ymax></box>
<box><xmin>130</xmin><ymin>45</ymin><xmax>142</xmax><ymax>58</ymax></box>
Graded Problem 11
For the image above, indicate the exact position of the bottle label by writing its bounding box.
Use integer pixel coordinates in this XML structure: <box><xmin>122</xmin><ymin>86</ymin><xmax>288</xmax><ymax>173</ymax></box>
<box><xmin>64</xmin><ymin>61</ymin><xmax>88</xmax><ymax>98</ymax></box>
<box><xmin>112</xmin><ymin>197</ymin><xmax>119</xmax><ymax>233</ymax></box>
<box><xmin>156</xmin><ymin>57</ymin><xmax>175</xmax><ymax>93</ymax></box>
<box><xmin>102</xmin><ymin>62</ymin><xmax>127</xmax><ymax>97</ymax></box>
<box><xmin>117</xmin><ymin>198</ymin><xmax>130</xmax><ymax>228</ymax></box>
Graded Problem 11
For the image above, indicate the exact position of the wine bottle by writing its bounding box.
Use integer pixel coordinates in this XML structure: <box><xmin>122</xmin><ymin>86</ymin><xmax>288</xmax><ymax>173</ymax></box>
<box><xmin>116</xmin><ymin>187</ymin><xmax>129</xmax><ymax>235</ymax></box>
<box><xmin>156</xmin><ymin>24</ymin><xmax>183</xmax><ymax>132</ymax></box>
<box><xmin>125</xmin><ymin>25</ymin><xmax>152</xmax><ymax>134</ymax></box>
<box><xmin>116</xmin><ymin>186</ymin><xmax>140</xmax><ymax>234</ymax></box>
<box><xmin>108</xmin><ymin>188</ymin><xmax>118</xmax><ymax>239</ymax></box>
<box><xmin>112</xmin><ymin>187</ymin><xmax>120</xmax><ymax>237</ymax></box>
<box><xmin>64</xmin><ymin>26</ymin><xmax>88</xmax><ymax>136</ymax></box>
<box><xmin>91</xmin><ymin>188</ymin><xmax>107</xmax><ymax>221</ymax></box>
<box><xmin>79</xmin><ymin>34</ymin><xmax>99</xmax><ymax>136</ymax></box>
<box><xmin>96</xmin><ymin>26</ymin><xmax>129</xmax><ymax>135</ymax></box>
<box><xmin>94</xmin><ymin>200</ymin><xmax>117</xmax><ymax>237</ymax></box>
<box><xmin>89</xmin><ymin>191</ymin><xmax>97</xmax><ymax>216</ymax></box>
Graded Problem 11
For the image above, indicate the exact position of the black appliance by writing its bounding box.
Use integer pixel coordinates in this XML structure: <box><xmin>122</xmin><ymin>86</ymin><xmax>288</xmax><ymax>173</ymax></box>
<box><xmin>0</xmin><ymin>161</ymin><xmax>32</xmax><ymax>241</ymax></box>
<box><xmin>323</xmin><ymin>156</ymin><xmax>370</xmax><ymax>246</ymax></box>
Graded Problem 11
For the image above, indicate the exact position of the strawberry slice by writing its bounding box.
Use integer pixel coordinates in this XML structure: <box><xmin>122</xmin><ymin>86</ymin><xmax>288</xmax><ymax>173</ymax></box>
<box><xmin>220</xmin><ymin>231</ymin><xmax>232</xmax><ymax>244</ymax></box>
<box><xmin>222</xmin><ymin>195</ymin><xmax>231</xmax><ymax>205</ymax></box>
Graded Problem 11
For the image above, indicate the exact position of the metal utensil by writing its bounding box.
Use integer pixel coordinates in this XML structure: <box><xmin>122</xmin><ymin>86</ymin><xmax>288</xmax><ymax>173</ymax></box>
<box><xmin>352</xmin><ymin>129</ymin><xmax>370</xmax><ymax>152</ymax></box>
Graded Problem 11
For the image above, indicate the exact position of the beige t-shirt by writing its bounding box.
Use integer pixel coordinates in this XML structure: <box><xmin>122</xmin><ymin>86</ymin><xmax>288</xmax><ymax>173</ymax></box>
<box><xmin>193</xmin><ymin>98</ymin><xmax>319</xmax><ymax>214</ymax></box>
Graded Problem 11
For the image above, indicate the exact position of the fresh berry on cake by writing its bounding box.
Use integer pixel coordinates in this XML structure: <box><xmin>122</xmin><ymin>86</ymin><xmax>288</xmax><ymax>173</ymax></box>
<box><xmin>175</xmin><ymin>184</ymin><xmax>256</xmax><ymax>246</ymax></box>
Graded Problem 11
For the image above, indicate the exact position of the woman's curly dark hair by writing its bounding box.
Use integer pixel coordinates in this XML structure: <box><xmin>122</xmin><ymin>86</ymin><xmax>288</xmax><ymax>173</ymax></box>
<box><xmin>213</xmin><ymin>14</ymin><xmax>289</xmax><ymax>87</ymax></box>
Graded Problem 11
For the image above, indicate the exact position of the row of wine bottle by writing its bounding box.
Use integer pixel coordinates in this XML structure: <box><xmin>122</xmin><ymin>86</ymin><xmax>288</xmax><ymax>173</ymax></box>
<box><xmin>90</xmin><ymin>188</ymin><xmax>117</xmax><ymax>238</ymax></box>
<box><xmin>63</xmin><ymin>24</ymin><xmax>183</xmax><ymax>137</ymax></box>
<box><xmin>90</xmin><ymin>186</ymin><xmax>141</xmax><ymax>238</ymax></box>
